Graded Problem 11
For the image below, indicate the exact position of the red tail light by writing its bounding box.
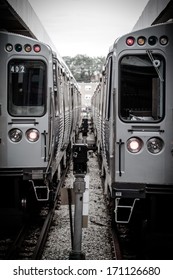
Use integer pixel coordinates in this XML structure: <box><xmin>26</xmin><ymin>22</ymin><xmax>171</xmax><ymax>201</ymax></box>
<box><xmin>126</xmin><ymin>37</ymin><xmax>135</xmax><ymax>46</ymax></box>
<box><xmin>33</xmin><ymin>44</ymin><xmax>41</xmax><ymax>52</ymax></box>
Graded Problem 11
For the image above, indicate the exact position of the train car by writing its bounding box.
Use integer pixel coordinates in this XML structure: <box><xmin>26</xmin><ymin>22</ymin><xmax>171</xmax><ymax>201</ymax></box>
<box><xmin>92</xmin><ymin>21</ymin><xmax>173</xmax><ymax>225</ymax></box>
<box><xmin>0</xmin><ymin>31</ymin><xmax>81</xmax><ymax>211</ymax></box>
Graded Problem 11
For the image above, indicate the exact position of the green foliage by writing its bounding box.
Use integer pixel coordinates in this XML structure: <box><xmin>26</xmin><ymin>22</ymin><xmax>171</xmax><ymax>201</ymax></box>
<box><xmin>63</xmin><ymin>54</ymin><xmax>105</xmax><ymax>82</ymax></box>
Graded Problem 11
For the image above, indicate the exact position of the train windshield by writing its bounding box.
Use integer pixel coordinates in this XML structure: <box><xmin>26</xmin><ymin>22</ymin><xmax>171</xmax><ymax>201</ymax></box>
<box><xmin>119</xmin><ymin>54</ymin><xmax>165</xmax><ymax>122</ymax></box>
<box><xmin>8</xmin><ymin>60</ymin><xmax>46</xmax><ymax>116</ymax></box>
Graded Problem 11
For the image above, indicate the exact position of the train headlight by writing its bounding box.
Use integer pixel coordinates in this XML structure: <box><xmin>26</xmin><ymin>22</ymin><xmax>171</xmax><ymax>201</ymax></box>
<box><xmin>8</xmin><ymin>128</ymin><xmax>22</xmax><ymax>142</ymax></box>
<box><xmin>147</xmin><ymin>137</ymin><xmax>164</xmax><ymax>154</ymax></box>
<box><xmin>127</xmin><ymin>137</ymin><xmax>143</xmax><ymax>153</ymax></box>
<box><xmin>26</xmin><ymin>129</ymin><xmax>39</xmax><ymax>142</ymax></box>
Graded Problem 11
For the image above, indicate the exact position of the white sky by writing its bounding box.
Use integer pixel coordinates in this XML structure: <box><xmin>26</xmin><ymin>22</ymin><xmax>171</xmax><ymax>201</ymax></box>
<box><xmin>28</xmin><ymin>0</ymin><xmax>149</xmax><ymax>57</ymax></box>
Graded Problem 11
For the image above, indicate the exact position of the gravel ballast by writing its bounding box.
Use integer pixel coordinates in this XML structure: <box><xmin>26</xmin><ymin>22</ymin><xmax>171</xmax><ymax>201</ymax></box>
<box><xmin>42</xmin><ymin>145</ymin><xmax>113</xmax><ymax>260</ymax></box>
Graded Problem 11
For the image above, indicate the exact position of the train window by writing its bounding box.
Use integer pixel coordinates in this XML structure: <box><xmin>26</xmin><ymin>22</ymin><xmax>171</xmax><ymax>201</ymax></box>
<box><xmin>53</xmin><ymin>61</ymin><xmax>60</xmax><ymax>116</ymax></box>
<box><xmin>106</xmin><ymin>57</ymin><xmax>112</xmax><ymax>120</ymax></box>
<box><xmin>57</xmin><ymin>66</ymin><xmax>63</xmax><ymax>115</ymax></box>
<box><xmin>101</xmin><ymin>74</ymin><xmax>107</xmax><ymax>118</ymax></box>
<box><xmin>8</xmin><ymin>59</ymin><xmax>46</xmax><ymax>116</ymax></box>
<box><xmin>64</xmin><ymin>75</ymin><xmax>70</xmax><ymax>111</ymax></box>
<box><xmin>119</xmin><ymin>54</ymin><xmax>165</xmax><ymax>122</ymax></box>
<box><xmin>104</xmin><ymin>57</ymin><xmax>112</xmax><ymax>120</ymax></box>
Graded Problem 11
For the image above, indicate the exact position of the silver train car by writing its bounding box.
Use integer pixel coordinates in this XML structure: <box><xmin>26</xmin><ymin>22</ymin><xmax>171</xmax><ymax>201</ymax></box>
<box><xmin>92</xmin><ymin>21</ymin><xmax>173</xmax><ymax>224</ymax></box>
<box><xmin>0</xmin><ymin>31</ymin><xmax>81</xmax><ymax>210</ymax></box>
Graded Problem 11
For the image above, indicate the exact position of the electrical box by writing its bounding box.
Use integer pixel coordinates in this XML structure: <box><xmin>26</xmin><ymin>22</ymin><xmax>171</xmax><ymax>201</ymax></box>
<box><xmin>73</xmin><ymin>144</ymin><xmax>88</xmax><ymax>174</ymax></box>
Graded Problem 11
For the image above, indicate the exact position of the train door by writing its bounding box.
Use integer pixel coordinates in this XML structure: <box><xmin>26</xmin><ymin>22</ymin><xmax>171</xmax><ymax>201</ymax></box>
<box><xmin>102</xmin><ymin>56</ymin><xmax>113</xmax><ymax>174</ymax></box>
<box><xmin>96</xmin><ymin>84</ymin><xmax>102</xmax><ymax>153</ymax></box>
<box><xmin>70</xmin><ymin>84</ymin><xmax>74</xmax><ymax>139</ymax></box>
<box><xmin>62</xmin><ymin>72</ymin><xmax>70</xmax><ymax>149</ymax></box>
<box><xmin>52</xmin><ymin>60</ymin><xmax>62</xmax><ymax>160</ymax></box>
<box><xmin>116</xmin><ymin>50</ymin><xmax>166</xmax><ymax>185</ymax></box>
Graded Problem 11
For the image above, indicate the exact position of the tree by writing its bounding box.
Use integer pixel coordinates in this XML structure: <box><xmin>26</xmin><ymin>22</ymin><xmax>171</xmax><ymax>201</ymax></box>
<box><xmin>63</xmin><ymin>55</ymin><xmax>105</xmax><ymax>82</ymax></box>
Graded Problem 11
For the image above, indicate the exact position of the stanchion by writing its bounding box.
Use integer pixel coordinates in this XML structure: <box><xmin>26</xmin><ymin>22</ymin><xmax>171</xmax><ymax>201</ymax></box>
<box><xmin>69</xmin><ymin>144</ymin><xmax>88</xmax><ymax>260</ymax></box>
<box><xmin>69</xmin><ymin>174</ymin><xmax>86</xmax><ymax>260</ymax></box>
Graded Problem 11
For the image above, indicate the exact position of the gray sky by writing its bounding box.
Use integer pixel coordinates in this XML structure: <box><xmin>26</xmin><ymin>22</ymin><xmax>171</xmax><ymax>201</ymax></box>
<box><xmin>28</xmin><ymin>0</ymin><xmax>149</xmax><ymax>57</ymax></box>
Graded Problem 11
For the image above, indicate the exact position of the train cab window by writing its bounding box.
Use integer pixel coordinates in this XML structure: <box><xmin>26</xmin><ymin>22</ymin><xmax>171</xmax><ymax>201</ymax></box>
<box><xmin>8</xmin><ymin>60</ymin><xmax>46</xmax><ymax>116</ymax></box>
<box><xmin>119</xmin><ymin>54</ymin><xmax>165</xmax><ymax>122</ymax></box>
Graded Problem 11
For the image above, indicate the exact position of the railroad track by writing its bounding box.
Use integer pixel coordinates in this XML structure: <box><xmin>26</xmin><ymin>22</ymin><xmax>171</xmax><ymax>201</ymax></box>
<box><xmin>0</xmin><ymin>163</ymin><xmax>70</xmax><ymax>260</ymax></box>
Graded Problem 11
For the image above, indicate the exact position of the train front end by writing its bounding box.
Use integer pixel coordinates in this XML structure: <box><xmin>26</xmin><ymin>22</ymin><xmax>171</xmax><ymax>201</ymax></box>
<box><xmin>0</xmin><ymin>32</ymin><xmax>52</xmax><ymax>208</ymax></box>
<box><xmin>113</xmin><ymin>22</ymin><xmax>173</xmax><ymax>223</ymax></box>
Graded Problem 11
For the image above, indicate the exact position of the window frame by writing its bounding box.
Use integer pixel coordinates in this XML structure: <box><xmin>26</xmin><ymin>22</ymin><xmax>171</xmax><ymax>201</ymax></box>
<box><xmin>118</xmin><ymin>53</ymin><xmax>165</xmax><ymax>123</ymax></box>
<box><xmin>8</xmin><ymin>59</ymin><xmax>47</xmax><ymax>117</ymax></box>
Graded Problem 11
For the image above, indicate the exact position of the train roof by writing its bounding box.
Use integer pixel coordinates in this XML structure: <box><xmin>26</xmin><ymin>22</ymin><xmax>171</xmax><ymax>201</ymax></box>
<box><xmin>0</xmin><ymin>30</ymin><xmax>78</xmax><ymax>87</ymax></box>
<box><xmin>106</xmin><ymin>20</ymin><xmax>173</xmax><ymax>57</ymax></box>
